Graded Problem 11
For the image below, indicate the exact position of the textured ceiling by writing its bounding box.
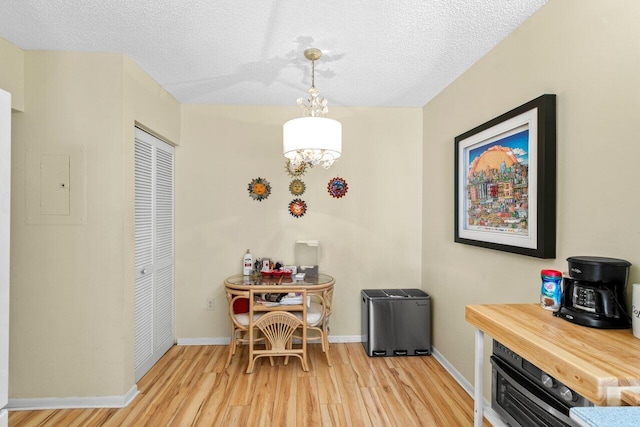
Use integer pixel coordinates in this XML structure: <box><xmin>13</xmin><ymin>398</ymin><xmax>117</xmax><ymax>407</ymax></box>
<box><xmin>0</xmin><ymin>0</ymin><xmax>547</xmax><ymax>107</ymax></box>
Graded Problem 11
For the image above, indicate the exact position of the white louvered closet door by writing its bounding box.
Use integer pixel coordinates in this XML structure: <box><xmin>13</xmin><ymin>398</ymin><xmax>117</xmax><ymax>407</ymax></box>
<box><xmin>134</xmin><ymin>127</ymin><xmax>175</xmax><ymax>382</ymax></box>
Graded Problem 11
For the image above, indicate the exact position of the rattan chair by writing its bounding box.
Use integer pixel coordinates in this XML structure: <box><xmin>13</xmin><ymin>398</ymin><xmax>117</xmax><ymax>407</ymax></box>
<box><xmin>246</xmin><ymin>288</ymin><xmax>308</xmax><ymax>373</ymax></box>
<box><xmin>293</xmin><ymin>286</ymin><xmax>333</xmax><ymax>366</ymax></box>
<box><xmin>224</xmin><ymin>291</ymin><xmax>265</xmax><ymax>369</ymax></box>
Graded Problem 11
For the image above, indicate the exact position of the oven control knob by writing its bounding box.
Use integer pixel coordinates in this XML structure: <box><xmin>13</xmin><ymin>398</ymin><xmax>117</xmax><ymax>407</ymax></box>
<box><xmin>559</xmin><ymin>386</ymin><xmax>575</xmax><ymax>402</ymax></box>
<box><xmin>541</xmin><ymin>374</ymin><xmax>556</xmax><ymax>388</ymax></box>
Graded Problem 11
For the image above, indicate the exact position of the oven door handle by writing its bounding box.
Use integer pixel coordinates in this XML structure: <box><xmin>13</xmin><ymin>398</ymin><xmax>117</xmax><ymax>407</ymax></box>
<box><xmin>491</xmin><ymin>356</ymin><xmax>578</xmax><ymax>426</ymax></box>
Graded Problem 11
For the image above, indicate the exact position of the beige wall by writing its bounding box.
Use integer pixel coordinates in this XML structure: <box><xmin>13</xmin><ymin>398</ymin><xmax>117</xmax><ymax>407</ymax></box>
<box><xmin>177</xmin><ymin>105</ymin><xmax>423</xmax><ymax>339</ymax></box>
<box><xmin>3</xmin><ymin>0</ymin><xmax>637</xmax><ymax>405</ymax></box>
<box><xmin>2</xmin><ymin>40</ymin><xmax>420</xmax><ymax>400</ymax></box>
<box><xmin>7</xmin><ymin>49</ymin><xmax>179</xmax><ymax>399</ymax></box>
<box><xmin>422</xmin><ymin>0</ymin><xmax>640</xmax><ymax>398</ymax></box>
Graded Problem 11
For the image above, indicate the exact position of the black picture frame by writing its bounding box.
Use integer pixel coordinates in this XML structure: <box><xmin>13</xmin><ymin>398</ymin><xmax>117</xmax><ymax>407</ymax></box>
<box><xmin>454</xmin><ymin>94</ymin><xmax>556</xmax><ymax>258</ymax></box>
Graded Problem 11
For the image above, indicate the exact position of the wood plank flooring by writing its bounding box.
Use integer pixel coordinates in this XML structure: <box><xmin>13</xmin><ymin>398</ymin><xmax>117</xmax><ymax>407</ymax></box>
<box><xmin>9</xmin><ymin>343</ymin><xmax>490</xmax><ymax>426</ymax></box>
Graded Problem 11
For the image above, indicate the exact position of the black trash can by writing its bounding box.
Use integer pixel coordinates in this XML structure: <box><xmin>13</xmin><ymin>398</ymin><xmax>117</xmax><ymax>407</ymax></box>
<box><xmin>361</xmin><ymin>289</ymin><xmax>432</xmax><ymax>357</ymax></box>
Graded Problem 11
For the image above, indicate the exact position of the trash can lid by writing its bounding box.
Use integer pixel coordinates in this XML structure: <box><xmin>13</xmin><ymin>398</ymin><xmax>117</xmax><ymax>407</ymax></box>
<box><xmin>362</xmin><ymin>289</ymin><xmax>387</xmax><ymax>298</ymax></box>
<box><xmin>362</xmin><ymin>288</ymin><xmax>430</xmax><ymax>298</ymax></box>
<box><xmin>402</xmin><ymin>289</ymin><xmax>430</xmax><ymax>298</ymax></box>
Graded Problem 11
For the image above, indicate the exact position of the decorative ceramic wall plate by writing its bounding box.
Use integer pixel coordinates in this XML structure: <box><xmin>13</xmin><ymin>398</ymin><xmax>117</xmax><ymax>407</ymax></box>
<box><xmin>284</xmin><ymin>159</ymin><xmax>307</xmax><ymax>177</ymax></box>
<box><xmin>247</xmin><ymin>177</ymin><xmax>271</xmax><ymax>202</ymax></box>
<box><xmin>288</xmin><ymin>199</ymin><xmax>307</xmax><ymax>218</ymax></box>
<box><xmin>289</xmin><ymin>179</ymin><xmax>306</xmax><ymax>196</ymax></box>
<box><xmin>327</xmin><ymin>177</ymin><xmax>348</xmax><ymax>198</ymax></box>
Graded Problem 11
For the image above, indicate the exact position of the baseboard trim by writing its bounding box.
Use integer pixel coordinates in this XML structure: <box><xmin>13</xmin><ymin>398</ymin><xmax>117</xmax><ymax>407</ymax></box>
<box><xmin>431</xmin><ymin>347</ymin><xmax>475</xmax><ymax>396</ymax></box>
<box><xmin>177</xmin><ymin>337</ymin><xmax>230</xmax><ymax>346</ymax></box>
<box><xmin>178</xmin><ymin>334</ymin><xmax>362</xmax><ymax>346</ymax></box>
<box><xmin>432</xmin><ymin>347</ymin><xmax>505</xmax><ymax>427</ymax></box>
<box><xmin>7</xmin><ymin>385</ymin><xmax>138</xmax><ymax>411</ymax></box>
<box><xmin>327</xmin><ymin>335</ymin><xmax>361</xmax><ymax>343</ymax></box>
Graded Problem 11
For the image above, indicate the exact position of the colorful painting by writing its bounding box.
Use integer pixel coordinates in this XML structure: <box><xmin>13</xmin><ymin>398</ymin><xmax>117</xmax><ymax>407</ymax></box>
<box><xmin>455</xmin><ymin>95</ymin><xmax>556</xmax><ymax>258</ymax></box>
<box><xmin>465</xmin><ymin>128</ymin><xmax>529</xmax><ymax>234</ymax></box>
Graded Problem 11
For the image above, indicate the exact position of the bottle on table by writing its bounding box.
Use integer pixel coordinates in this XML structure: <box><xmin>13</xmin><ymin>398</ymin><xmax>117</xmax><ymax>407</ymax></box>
<box><xmin>243</xmin><ymin>249</ymin><xmax>253</xmax><ymax>276</ymax></box>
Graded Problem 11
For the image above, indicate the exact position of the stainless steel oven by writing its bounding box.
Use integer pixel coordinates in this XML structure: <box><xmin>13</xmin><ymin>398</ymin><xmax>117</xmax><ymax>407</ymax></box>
<box><xmin>491</xmin><ymin>340</ymin><xmax>592</xmax><ymax>426</ymax></box>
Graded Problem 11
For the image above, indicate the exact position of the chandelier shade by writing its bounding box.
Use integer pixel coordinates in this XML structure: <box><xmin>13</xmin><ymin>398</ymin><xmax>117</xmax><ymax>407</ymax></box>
<box><xmin>283</xmin><ymin>117</ymin><xmax>342</xmax><ymax>166</ymax></box>
<box><xmin>283</xmin><ymin>47</ymin><xmax>342</xmax><ymax>169</ymax></box>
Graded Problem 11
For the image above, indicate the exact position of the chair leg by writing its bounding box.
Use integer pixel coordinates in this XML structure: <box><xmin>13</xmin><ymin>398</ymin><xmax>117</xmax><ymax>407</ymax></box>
<box><xmin>283</xmin><ymin>338</ymin><xmax>293</xmax><ymax>366</ymax></box>
<box><xmin>246</xmin><ymin>356</ymin><xmax>256</xmax><ymax>374</ymax></box>
<box><xmin>224</xmin><ymin>345</ymin><xmax>234</xmax><ymax>369</ymax></box>
<box><xmin>322</xmin><ymin>329</ymin><xmax>332</xmax><ymax>366</ymax></box>
<box><xmin>301</xmin><ymin>335</ymin><xmax>309</xmax><ymax>372</ymax></box>
<box><xmin>267</xmin><ymin>341</ymin><xmax>275</xmax><ymax>366</ymax></box>
<box><xmin>225</xmin><ymin>327</ymin><xmax>238</xmax><ymax>369</ymax></box>
<box><xmin>246</xmin><ymin>322</ymin><xmax>255</xmax><ymax>374</ymax></box>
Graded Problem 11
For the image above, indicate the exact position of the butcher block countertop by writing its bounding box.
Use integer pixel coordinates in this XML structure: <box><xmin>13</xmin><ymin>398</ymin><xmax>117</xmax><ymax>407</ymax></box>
<box><xmin>465</xmin><ymin>303</ymin><xmax>640</xmax><ymax>406</ymax></box>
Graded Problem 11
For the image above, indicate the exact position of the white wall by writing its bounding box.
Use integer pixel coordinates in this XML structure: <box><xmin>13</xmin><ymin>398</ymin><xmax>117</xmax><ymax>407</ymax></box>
<box><xmin>422</xmin><ymin>0</ymin><xmax>640</xmax><ymax>399</ymax></box>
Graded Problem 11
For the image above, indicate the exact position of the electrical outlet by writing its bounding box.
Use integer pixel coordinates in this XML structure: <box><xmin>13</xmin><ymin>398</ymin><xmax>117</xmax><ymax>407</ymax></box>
<box><xmin>207</xmin><ymin>298</ymin><xmax>214</xmax><ymax>310</ymax></box>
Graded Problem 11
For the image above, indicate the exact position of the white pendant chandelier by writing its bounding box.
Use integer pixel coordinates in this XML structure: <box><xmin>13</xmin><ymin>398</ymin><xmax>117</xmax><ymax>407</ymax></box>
<box><xmin>283</xmin><ymin>48</ymin><xmax>342</xmax><ymax>169</ymax></box>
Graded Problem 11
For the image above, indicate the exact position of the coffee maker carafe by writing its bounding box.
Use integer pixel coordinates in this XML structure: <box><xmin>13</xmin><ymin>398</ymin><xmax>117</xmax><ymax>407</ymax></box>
<box><xmin>554</xmin><ymin>256</ymin><xmax>632</xmax><ymax>329</ymax></box>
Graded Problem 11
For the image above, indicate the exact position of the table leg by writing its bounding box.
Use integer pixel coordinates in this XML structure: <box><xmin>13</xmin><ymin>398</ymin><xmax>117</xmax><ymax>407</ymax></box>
<box><xmin>474</xmin><ymin>328</ymin><xmax>484</xmax><ymax>427</ymax></box>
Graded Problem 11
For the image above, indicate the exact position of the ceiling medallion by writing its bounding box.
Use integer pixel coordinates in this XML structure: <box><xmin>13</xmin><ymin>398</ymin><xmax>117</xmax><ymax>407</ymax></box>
<box><xmin>247</xmin><ymin>177</ymin><xmax>271</xmax><ymax>202</ymax></box>
<box><xmin>288</xmin><ymin>199</ymin><xmax>307</xmax><ymax>218</ymax></box>
<box><xmin>289</xmin><ymin>179</ymin><xmax>306</xmax><ymax>196</ymax></box>
<box><xmin>327</xmin><ymin>177</ymin><xmax>348</xmax><ymax>198</ymax></box>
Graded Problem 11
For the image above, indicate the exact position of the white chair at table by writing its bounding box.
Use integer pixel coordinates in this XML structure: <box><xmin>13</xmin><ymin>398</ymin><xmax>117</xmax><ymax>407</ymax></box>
<box><xmin>246</xmin><ymin>287</ymin><xmax>308</xmax><ymax>373</ymax></box>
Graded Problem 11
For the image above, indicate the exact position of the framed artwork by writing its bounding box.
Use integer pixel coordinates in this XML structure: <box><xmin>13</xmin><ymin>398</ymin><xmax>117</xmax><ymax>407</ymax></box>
<box><xmin>454</xmin><ymin>94</ymin><xmax>556</xmax><ymax>258</ymax></box>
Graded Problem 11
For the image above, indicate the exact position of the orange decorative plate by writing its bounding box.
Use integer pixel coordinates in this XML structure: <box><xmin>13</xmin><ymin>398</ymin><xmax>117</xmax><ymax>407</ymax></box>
<box><xmin>248</xmin><ymin>177</ymin><xmax>271</xmax><ymax>202</ymax></box>
<box><xmin>288</xmin><ymin>199</ymin><xmax>307</xmax><ymax>218</ymax></box>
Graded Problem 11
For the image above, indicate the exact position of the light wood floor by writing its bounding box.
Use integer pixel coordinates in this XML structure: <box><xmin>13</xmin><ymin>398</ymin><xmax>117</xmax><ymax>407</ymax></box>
<box><xmin>9</xmin><ymin>343</ymin><xmax>489</xmax><ymax>426</ymax></box>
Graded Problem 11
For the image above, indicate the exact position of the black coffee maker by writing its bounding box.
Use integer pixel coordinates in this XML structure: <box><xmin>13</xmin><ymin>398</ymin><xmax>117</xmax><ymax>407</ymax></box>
<box><xmin>554</xmin><ymin>256</ymin><xmax>632</xmax><ymax>329</ymax></box>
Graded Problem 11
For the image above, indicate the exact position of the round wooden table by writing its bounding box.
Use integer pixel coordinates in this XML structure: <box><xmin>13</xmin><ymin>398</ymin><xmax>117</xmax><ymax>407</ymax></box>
<box><xmin>224</xmin><ymin>273</ymin><xmax>334</xmax><ymax>295</ymax></box>
<box><xmin>224</xmin><ymin>273</ymin><xmax>335</xmax><ymax>370</ymax></box>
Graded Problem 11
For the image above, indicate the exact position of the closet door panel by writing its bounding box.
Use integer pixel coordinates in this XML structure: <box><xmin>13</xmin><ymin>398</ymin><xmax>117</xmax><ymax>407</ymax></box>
<box><xmin>134</xmin><ymin>128</ymin><xmax>174</xmax><ymax>382</ymax></box>
<box><xmin>154</xmin><ymin>264</ymin><xmax>174</xmax><ymax>354</ymax></box>
<box><xmin>134</xmin><ymin>138</ymin><xmax>154</xmax><ymax>376</ymax></box>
